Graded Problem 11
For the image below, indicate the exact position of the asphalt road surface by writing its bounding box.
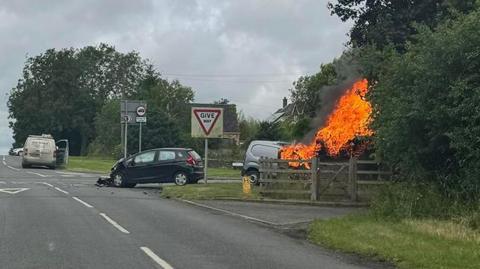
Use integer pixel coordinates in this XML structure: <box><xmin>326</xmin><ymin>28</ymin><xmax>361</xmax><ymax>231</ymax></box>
<box><xmin>0</xmin><ymin>155</ymin><xmax>388</xmax><ymax>269</ymax></box>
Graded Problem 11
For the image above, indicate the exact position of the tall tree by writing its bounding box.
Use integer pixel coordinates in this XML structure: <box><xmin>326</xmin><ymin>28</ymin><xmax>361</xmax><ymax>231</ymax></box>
<box><xmin>328</xmin><ymin>0</ymin><xmax>476</xmax><ymax>50</ymax></box>
<box><xmin>370</xmin><ymin>9</ymin><xmax>480</xmax><ymax>201</ymax></box>
<box><xmin>8</xmin><ymin>44</ymin><xmax>148</xmax><ymax>155</ymax></box>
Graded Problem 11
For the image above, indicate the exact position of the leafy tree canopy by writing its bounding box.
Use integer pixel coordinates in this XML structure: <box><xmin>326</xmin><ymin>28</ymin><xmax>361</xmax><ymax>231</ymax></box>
<box><xmin>328</xmin><ymin>0</ymin><xmax>476</xmax><ymax>50</ymax></box>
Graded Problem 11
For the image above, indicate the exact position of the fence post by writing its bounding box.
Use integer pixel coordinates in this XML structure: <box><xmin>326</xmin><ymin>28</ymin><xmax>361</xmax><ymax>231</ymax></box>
<box><xmin>348</xmin><ymin>157</ymin><xmax>358</xmax><ymax>201</ymax></box>
<box><xmin>310</xmin><ymin>156</ymin><xmax>319</xmax><ymax>201</ymax></box>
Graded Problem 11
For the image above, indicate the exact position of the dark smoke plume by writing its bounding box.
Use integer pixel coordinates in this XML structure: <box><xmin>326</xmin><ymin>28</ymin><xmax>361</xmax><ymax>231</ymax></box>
<box><xmin>301</xmin><ymin>51</ymin><xmax>362</xmax><ymax>144</ymax></box>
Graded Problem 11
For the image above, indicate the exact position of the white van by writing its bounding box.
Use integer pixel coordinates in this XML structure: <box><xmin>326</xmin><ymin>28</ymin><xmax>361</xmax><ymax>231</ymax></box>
<box><xmin>22</xmin><ymin>134</ymin><xmax>57</xmax><ymax>169</ymax></box>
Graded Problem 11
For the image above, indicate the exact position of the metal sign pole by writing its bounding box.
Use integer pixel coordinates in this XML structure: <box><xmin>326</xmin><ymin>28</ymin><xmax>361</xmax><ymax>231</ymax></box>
<box><xmin>124</xmin><ymin>116</ymin><xmax>128</xmax><ymax>159</ymax></box>
<box><xmin>139</xmin><ymin>122</ymin><xmax>142</xmax><ymax>153</ymax></box>
<box><xmin>204</xmin><ymin>138</ymin><xmax>208</xmax><ymax>184</ymax></box>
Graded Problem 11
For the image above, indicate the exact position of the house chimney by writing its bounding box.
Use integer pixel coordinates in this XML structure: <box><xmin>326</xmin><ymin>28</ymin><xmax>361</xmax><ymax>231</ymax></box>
<box><xmin>282</xmin><ymin>97</ymin><xmax>287</xmax><ymax>108</ymax></box>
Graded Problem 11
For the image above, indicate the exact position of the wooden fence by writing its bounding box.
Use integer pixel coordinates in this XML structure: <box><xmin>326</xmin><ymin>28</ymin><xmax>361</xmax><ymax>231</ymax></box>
<box><xmin>258</xmin><ymin>157</ymin><xmax>391</xmax><ymax>202</ymax></box>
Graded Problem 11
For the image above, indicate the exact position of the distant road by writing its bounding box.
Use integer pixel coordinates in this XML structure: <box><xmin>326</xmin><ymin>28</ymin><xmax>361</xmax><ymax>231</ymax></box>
<box><xmin>0</xmin><ymin>155</ymin><xmax>385</xmax><ymax>269</ymax></box>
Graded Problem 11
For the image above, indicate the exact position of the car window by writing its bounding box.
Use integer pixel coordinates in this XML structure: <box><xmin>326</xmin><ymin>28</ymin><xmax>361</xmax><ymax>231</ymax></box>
<box><xmin>159</xmin><ymin>151</ymin><xmax>176</xmax><ymax>161</ymax></box>
<box><xmin>176</xmin><ymin>151</ymin><xmax>185</xmax><ymax>159</ymax></box>
<box><xmin>134</xmin><ymin>151</ymin><xmax>156</xmax><ymax>164</ymax></box>
<box><xmin>251</xmin><ymin>145</ymin><xmax>279</xmax><ymax>158</ymax></box>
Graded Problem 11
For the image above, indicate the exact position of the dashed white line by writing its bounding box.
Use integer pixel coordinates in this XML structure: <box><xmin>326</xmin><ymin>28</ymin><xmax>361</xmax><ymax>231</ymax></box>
<box><xmin>40</xmin><ymin>182</ymin><xmax>54</xmax><ymax>187</ymax></box>
<box><xmin>0</xmin><ymin>181</ymin><xmax>5</xmax><ymax>184</ymax></box>
<box><xmin>140</xmin><ymin>247</ymin><xmax>174</xmax><ymax>269</ymax></box>
<box><xmin>27</xmin><ymin>171</ymin><xmax>47</xmax><ymax>177</ymax></box>
<box><xmin>54</xmin><ymin>187</ymin><xmax>69</xmax><ymax>195</ymax></box>
<box><xmin>2</xmin><ymin>161</ymin><xmax>5</xmax><ymax>165</ymax></box>
<box><xmin>72</xmin><ymin>196</ymin><xmax>94</xmax><ymax>208</ymax></box>
<box><xmin>2</xmin><ymin>155</ymin><xmax>5</xmax><ymax>161</ymax></box>
<box><xmin>99</xmin><ymin>213</ymin><xmax>130</xmax><ymax>234</ymax></box>
<box><xmin>7</xmin><ymin>165</ymin><xmax>20</xmax><ymax>171</ymax></box>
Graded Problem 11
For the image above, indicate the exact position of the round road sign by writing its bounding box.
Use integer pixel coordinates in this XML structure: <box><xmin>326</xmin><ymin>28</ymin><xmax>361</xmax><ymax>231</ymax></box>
<box><xmin>136</xmin><ymin>106</ymin><xmax>146</xmax><ymax>116</ymax></box>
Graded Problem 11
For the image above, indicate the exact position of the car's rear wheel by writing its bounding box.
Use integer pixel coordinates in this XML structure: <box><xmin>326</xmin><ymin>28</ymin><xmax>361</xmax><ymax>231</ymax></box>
<box><xmin>246</xmin><ymin>170</ymin><xmax>260</xmax><ymax>185</ymax></box>
<box><xmin>174</xmin><ymin>171</ymin><xmax>188</xmax><ymax>186</ymax></box>
<box><xmin>21</xmin><ymin>163</ymin><xmax>29</xmax><ymax>169</ymax></box>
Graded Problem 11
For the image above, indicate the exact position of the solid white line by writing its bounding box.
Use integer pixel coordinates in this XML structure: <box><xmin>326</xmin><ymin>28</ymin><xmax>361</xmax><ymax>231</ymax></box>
<box><xmin>180</xmin><ymin>199</ymin><xmax>278</xmax><ymax>226</ymax></box>
<box><xmin>99</xmin><ymin>213</ymin><xmax>130</xmax><ymax>234</ymax></box>
<box><xmin>54</xmin><ymin>187</ymin><xmax>69</xmax><ymax>195</ymax></box>
<box><xmin>7</xmin><ymin>165</ymin><xmax>20</xmax><ymax>171</ymax></box>
<box><xmin>27</xmin><ymin>171</ymin><xmax>47</xmax><ymax>178</ymax></box>
<box><xmin>140</xmin><ymin>247</ymin><xmax>174</xmax><ymax>269</ymax></box>
<box><xmin>41</xmin><ymin>182</ymin><xmax>54</xmax><ymax>187</ymax></box>
<box><xmin>72</xmin><ymin>196</ymin><xmax>94</xmax><ymax>208</ymax></box>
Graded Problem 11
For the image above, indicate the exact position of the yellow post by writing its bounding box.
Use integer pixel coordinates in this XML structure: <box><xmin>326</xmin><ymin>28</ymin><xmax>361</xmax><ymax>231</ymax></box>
<box><xmin>242</xmin><ymin>176</ymin><xmax>251</xmax><ymax>196</ymax></box>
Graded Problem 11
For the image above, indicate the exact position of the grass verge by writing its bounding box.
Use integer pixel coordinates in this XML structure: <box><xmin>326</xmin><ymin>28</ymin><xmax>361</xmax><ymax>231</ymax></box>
<box><xmin>207</xmin><ymin>167</ymin><xmax>241</xmax><ymax>178</ymax></box>
<box><xmin>309</xmin><ymin>214</ymin><xmax>480</xmax><ymax>269</ymax></box>
<box><xmin>161</xmin><ymin>183</ymin><xmax>259</xmax><ymax>200</ymax></box>
<box><xmin>66</xmin><ymin>156</ymin><xmax>115</xmax><ymax>173</ymax></box>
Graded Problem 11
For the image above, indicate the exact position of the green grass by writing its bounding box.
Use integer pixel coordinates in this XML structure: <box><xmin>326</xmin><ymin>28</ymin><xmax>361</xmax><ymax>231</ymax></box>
<box><xmin>161</xmin><ymin>183</ymin><xmax>259</xmax><ymax>200</ymax></box>
<box><xmin>67</xmin><ymin>156</ymin><xmax>115</xmax><ymax>173</ymax></box>
<box><xmin>207</xmin><ymin>167</ymin><xmax>241</xmax><ymax>178</ymax></box>
<box><xmin>309</xmin><ymin>214</ymin><xmax>480</xmax><ymax>269</ymax></box>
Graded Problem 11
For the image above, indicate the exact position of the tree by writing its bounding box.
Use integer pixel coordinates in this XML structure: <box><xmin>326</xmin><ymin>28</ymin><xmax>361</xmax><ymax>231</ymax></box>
<box><xmin>8</xmin><ymin>44</ymin><xmax>148</xmax><ymax>155</ymax></box>
<box><xmin>290</xmin><ymin>63</ymin><xmax>337</xmax><ymax>118</ymax></box>
<box><xmin>328</xmin><ymin>0</ymin><xmax>476</xmax><ymax>50</ymax></box>
<box><xmin>89</xmin><ymin>69</ymin><xmax>196</xmax><ymax>157</ymax></box>
<box><xmin>369</xmin><ymin>8</ymin><xmax>480</xmax><ymax>201</ymax></box>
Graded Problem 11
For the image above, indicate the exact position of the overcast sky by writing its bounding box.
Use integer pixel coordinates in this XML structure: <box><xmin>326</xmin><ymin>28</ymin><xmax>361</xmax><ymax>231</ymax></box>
<box><xmin>0</xmin><ymin>0</ymin><xmax>351</xmax><ymax>153</ymax></box>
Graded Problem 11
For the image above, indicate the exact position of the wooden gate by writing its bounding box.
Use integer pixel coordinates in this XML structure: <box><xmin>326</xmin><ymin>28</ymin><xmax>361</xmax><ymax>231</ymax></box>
<box><xmin>259</xmin><ymin>157</ymin><xmax>391</xmax><ymax>202</ymax></box>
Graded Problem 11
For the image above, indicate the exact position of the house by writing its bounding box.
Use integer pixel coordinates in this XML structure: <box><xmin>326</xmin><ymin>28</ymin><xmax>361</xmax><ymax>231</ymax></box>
<box><xmin>267</xmin><ymin>97</ymin><xmax>298</xmax><ymax>123</ymax></box>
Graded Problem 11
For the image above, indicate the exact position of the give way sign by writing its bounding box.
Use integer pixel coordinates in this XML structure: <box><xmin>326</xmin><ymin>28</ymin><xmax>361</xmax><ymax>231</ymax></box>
<box><xmin>191</xmin><ymin>107</ymin><xmax>224</xmax><ymax>138</ymax></box>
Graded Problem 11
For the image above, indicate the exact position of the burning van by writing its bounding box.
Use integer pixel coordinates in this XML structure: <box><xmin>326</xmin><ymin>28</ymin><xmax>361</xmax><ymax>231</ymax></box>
<box><xmin>280</xmin><ymin>79</ymin><xmax>373</xmax><ymax>166</ymax></box>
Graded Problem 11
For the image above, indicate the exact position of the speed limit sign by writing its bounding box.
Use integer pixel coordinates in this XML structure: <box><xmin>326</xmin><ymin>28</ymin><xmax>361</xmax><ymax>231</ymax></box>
<box><xmin>136</xmin><ymin>106</ymin><xmax>146</xmax><ymax>116</ymax></box>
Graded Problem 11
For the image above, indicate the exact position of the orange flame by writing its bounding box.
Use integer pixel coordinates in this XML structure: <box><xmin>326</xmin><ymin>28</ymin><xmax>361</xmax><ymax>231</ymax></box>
<box><xmin>280</xmin><ymin>79</ymin><xmax>372</xmax><ymax>167</ymax></box>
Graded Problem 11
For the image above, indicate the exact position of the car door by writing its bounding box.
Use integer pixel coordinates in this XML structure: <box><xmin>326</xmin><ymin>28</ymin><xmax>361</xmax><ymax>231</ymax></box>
<box><xmin>155</xmin><ymin>150</ymin><xmax>178</xmax><ymax>183</ymax></box>
<box><xmin>127</xmin><ymin>150</ymin><xmax>158</xmax><ymax>182</ymax></box>
<box><xmin>55</xmin><ymin>139</ymin><xmax>69</xmax><ymax>166</ymax></box>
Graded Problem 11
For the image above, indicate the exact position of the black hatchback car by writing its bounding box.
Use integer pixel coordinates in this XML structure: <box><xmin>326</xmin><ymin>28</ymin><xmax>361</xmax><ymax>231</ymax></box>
<box><xmin>109</xmin><ymin>148</ymin><xmax>204</xmax><ymax>187</ymax></box>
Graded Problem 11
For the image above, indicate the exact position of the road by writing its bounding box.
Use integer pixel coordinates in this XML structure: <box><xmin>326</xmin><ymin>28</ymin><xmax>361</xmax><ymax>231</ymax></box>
<box><xmin>0</xmin><ymin>155</ymin><xmax>387</xmax><ymax>269</ymax></box>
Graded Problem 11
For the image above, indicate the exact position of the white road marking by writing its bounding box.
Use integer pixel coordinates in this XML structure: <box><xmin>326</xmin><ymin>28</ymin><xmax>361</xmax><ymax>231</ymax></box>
<box><xmin>180</xmin><ymin>199</ymin><xmax>278</xmax><ymax>226</ymax></box>
<box><xmin>0</xmin><ymin>181</ymin><xmax>5</xmax><ymax>184</ymax></box>
<box><xmin>2</xmin><ymin>155</ymin><xmax>5</xmax><ymax>161</ymax></box>
<box><xmin>7</xmin><ymin>165</ymin><xmax>20</xmax><ymax>171</ymax></box>
<box><xmin>0</xmin><ymin>188</ymin><xmax>29</xmax><ymax>194</ymax></box>
<box><xmin>140</xmin><ymin>247</ymin><xmax>175</xmax><ymax>269</ymax></box>
<box><xmin>99</xmin><ymin>213</ymin><xmax>130</xmax><ymax>234</ymax></box>
<box><xmin>72</xmin><ymin>196</ymin><xmax>94</xmax><ymax>208</ymax></box>
<box><xmin>2</xmin><ymin>161</ymin><xmax>5</xmax><ymax>165</ymax></box>
<box><xmin>54</xmin><ymin>187</ymin><xmax>69</xmax><ymax>195</ymax></box>
<box><xmin>40</xmin><ymin>182</ymin><xmax>54</xmax><ymax>187</ymax></box>
<box><xmin>27</xmin><ymin>171</ymin><xmax>47</xmax><ymax>177</ymax></box>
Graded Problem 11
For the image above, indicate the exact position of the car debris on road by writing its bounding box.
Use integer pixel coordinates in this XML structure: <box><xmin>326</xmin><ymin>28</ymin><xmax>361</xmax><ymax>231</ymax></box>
<box><xmin>96</xmin><ymin>176</ymin><xmax>114</xmax><ymax>187</ymax></box>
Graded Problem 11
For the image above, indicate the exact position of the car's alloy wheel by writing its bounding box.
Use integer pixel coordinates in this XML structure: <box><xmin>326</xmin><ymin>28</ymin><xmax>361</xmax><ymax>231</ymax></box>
<box><xmin>174</xmin><ymin>172</ymin><xmax>188</xmax><ymax>186</ymax></box>
<box><xmin>247</xmin><ymin>170</ymin><xmax>260</xmax><ymax>185</ymax></box>
<box><xmin>113</xmin><ymin>173</ymin><xmax>125</xmax><ymax>187</ymax></box>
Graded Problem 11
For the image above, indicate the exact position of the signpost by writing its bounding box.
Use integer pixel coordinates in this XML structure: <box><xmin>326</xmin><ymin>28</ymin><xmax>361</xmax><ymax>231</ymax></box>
<box><xmin>121</xmin><ymin>100</ymin><xmax>147</xmax><ymax>158</ymax></box>
<box><xmin>191</xmin><ymin>107</ymin><xmax>224</xmax><ymax>184</ymax></box>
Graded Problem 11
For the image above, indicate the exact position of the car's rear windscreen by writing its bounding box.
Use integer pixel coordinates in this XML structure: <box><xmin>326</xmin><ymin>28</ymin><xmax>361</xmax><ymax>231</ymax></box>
<box><xmin>188</xmin><ymin>150</ymin><xmax>202</xmax><ymax>160</ymax></box>
<box><xmin>29</xmin><ymin>139</ymin><xmax>53</xmax><ymax>149</ymax></box>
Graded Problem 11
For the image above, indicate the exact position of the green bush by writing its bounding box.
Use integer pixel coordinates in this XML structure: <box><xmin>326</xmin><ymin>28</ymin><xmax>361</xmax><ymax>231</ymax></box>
<box><xmin>370</xmin><ymin>182</ymin><xmax>477</xmax><ymax>220</ymax></box>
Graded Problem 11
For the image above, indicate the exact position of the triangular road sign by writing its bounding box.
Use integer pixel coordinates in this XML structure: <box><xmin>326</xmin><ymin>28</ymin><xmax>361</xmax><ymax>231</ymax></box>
<box><xmin>0</xmin><ymin>188</ymin><xmax>29</xmax><ymax>194</ymax></box>
<box><xmin>193</xmin><ymin>109</ymin><xmax>222</xmax><ymax>135</ymax></box>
